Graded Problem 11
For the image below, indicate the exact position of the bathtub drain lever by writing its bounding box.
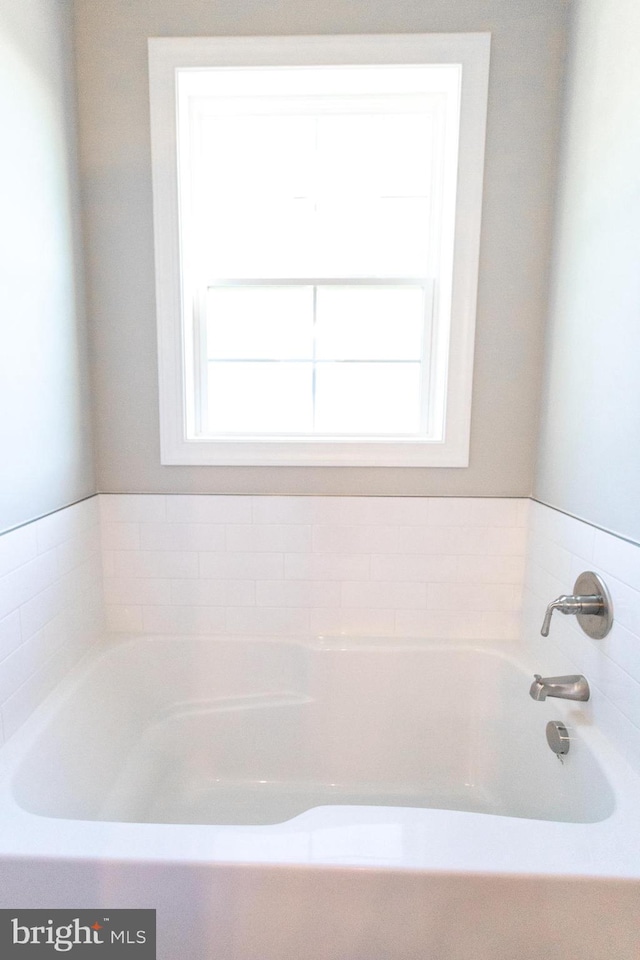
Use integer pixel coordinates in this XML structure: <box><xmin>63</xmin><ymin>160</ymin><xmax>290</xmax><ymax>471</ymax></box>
<box><xmin>546</xmin><ymin>720</ymin><xmax>570</xmax><ymax>759</ymax></box>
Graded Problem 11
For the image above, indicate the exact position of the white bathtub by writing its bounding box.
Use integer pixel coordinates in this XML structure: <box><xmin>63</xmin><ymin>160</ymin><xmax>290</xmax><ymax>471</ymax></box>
<box><xmin>1</xmin><ymin>636</ymin><xmax>640</xmax><ymax>959</ymax></box>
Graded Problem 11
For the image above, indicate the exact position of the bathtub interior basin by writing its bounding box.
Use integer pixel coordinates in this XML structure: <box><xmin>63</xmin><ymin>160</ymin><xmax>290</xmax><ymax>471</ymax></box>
<box><xmin>8</xmin><ymin>636</ymin><xmax>615</xmax><ymax>827</ymax></box>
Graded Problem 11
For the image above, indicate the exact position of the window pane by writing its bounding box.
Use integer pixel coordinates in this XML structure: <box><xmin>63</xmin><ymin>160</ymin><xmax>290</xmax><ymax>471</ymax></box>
<box><xmin>200</xmin><ymin>115</ymin><xmax>315</xmax><ymax>201</ymax></box>
<box><xmin>314</xmin><ymin>198</ymin><xmax>431</xmax><ymax>276</ymax></box>
<box><xmin>315</xmin><ymin>286</ymin><xmax>425</xmax><ymax>360</ymax></box>
<box><xmin>316</xmin><ymin>113</ymin><xmax>433</xmax><ymax>199</ymax></box>
<box><xmin>200</xmin><ymin>198</ymin><xmax>315</xmax><ymax>279</ymax></box>
<box><xmin>206</xmin><ymin>286</ymin><xmax>314</xmax><ymax>360</ymax></box>
<box><xmin>314</xmin><ymin>363</ymin><xmax>422</xmax><ymax>434</ymax></box>
<box><xmin>198</xmin><ymin>114</ymin><xmax>317</xmax><ymax>278</ymax></box>
<box><xmin>207</xmin><ymin>362</ymin><xmax>313</xmax><ymax>433</ymax></box>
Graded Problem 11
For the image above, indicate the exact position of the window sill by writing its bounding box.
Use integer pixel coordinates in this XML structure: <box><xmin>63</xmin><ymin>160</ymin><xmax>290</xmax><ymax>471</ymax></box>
<box><xmin>159</xmin><ymin>435</ymin><xmax>470</xmax><ymax>467</ymax></box>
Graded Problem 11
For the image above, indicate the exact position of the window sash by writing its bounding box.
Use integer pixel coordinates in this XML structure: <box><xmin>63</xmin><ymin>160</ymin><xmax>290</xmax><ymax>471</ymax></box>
<box><xmin>184</xmin><ymin>94</ymin><xmax>444</xmax><ymax>284</ymax></box>
<box><xmin>192</xmin><ymin>278</ymin><xmax>434</xmax><ymax>439</ymax></box>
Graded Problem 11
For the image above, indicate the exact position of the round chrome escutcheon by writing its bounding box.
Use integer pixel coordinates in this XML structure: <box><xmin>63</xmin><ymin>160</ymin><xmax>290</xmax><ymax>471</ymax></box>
<box><xmin>574</xmin><ymin>570</ymin><xmax>614</xmax><ymax>640</ymax></box>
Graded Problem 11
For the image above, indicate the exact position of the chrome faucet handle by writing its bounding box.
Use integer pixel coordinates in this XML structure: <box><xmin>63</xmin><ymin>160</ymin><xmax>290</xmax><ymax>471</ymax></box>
<box><xmin>539</xmin><ymin>572</ymin><xmax>613</xmax><ymax>640</ymax></box>
<box><xmin>541</xmin><ymin>597</ymin><xmax>567</xmax><ymax>637</ymax></box>
<box><xmin>540</xmin><ymin>594</ymin><xmax>600</xmax><ymax>637</ymax></box>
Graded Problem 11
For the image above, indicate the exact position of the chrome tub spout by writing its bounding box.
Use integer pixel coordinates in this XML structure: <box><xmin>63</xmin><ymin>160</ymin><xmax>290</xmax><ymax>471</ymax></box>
<box><xmin>529</xmin><ymin>674</ymin><xmax>590</xmax><ymax>702</ymax></box>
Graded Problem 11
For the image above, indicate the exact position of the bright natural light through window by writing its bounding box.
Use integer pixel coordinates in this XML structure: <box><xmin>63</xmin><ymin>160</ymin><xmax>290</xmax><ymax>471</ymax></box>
<box><xmin>149</xmin><ymin>35</ymin><xmax>490</xmax><ymax>465</ymax></box>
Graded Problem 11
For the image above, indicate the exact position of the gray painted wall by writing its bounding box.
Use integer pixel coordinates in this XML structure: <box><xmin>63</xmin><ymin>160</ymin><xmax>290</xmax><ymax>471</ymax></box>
<box><xmin>535</xmin><ymin>0</ymin><xmax>640</xmax><ymax>542</ymax></box>
<box><xmin>0</xmin><ymin>0</ymin><xmax>95</xmax><ymax>534</ymax></box>
<box><xmin>73</xmin><ymin>0</ymin><xmax>567</xmax><ymax>497</ymax></box>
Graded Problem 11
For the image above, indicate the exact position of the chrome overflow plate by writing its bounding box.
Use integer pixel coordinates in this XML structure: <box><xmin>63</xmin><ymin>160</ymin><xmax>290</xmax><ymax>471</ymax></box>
<box><xmin>546</xmin><ymin>720</ymin><xmax>570</xmax><ymax>760</ymax></box>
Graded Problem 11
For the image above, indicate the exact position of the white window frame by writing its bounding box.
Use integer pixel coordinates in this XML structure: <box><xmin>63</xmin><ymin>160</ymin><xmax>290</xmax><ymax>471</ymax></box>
<box><xmin>148</xmin><ymin>34</ymin><xmax>490</xmax><ymax>467</ymax></box>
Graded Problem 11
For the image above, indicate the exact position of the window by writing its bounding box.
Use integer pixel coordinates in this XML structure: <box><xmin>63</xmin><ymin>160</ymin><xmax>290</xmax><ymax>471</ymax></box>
<box><xmin>148</xmin><ymin>34</ymin><xmax>490</xmax><ymax>465</ymax></box>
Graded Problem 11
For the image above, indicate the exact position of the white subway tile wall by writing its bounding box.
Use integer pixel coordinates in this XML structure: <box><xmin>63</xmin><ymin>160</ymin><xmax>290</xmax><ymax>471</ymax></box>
<box><xmin>100</xmin><ymin>495</ymin><xmax>528</xmax><ymax>641</ymax></box>
<box><xmin>523</xmin><ymin>501</ymin><xmax>640</xmax><ymax>771</ymax></box>
<box><xmin>0</xmin><ymin>498</ymin><xmax>104</xmax><ymax>745</ymax></box>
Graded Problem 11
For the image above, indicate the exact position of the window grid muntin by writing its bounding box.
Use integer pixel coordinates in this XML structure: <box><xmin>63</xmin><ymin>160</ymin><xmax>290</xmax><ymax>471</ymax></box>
<box><xmin>197</xmin><ymin>278</ymin><xmax>433</xmax><ymax>439</ymax></box>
